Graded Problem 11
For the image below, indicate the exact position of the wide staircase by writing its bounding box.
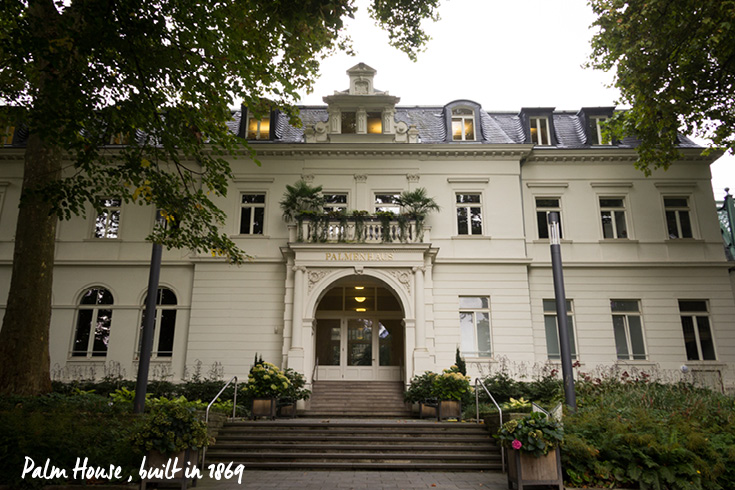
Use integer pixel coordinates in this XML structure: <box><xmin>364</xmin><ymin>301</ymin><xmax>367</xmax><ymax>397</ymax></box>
<box><xmin>205</xmin><ymin>419</ymin><xmax>502</xmax><ymax>470</ymax></box>
<box><xmin>306</xmin><ymin>380</ymin><xmax>412</xmax><ymax>418</ymax></box>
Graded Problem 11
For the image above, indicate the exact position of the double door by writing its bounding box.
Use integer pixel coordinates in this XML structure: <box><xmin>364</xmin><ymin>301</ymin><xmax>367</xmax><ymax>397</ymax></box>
<box><xmin>315</xmin><ymin>317</ymin><xmax>403</xmax><ymax>381</ymax></box>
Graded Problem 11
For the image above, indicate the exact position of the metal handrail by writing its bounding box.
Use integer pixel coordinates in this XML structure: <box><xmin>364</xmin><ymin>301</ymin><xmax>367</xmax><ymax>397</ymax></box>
<box><xmin>531</xmin><ymin>402</ymin><xmax>550</xmax><ymax>416</ymax></box>
<box><xmin>474</xmin><ymin>378</ymin><xmax>505</xmax><ymax>473</ymax></box>
<box><xmin>201</xmin><ymin>375</ymin><xmax>238</xmax><ymax>469</ymax></box>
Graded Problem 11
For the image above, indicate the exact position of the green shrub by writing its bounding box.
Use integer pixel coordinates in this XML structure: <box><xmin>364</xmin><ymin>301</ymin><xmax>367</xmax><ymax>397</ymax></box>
<box><xmin>129</xmin><ymin>397</ymin><xmax>210</xmax><ymax>455</ymax></box>
<box><xmin>563</xmin><ymin>378</ymin><xmax>735</xmax><ymax>490</ymax></box>
<box><xmin>404</xmin><ymin>371</ymin><xmax>437</xmax><ymax>403</ymax></box>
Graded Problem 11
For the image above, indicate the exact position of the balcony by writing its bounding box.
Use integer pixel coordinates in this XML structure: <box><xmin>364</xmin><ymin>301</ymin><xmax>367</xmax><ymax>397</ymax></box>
<box><xmin>288</xmin><ymin>215</ymin><xmax>429</xmax><ymax>244</ymax></box>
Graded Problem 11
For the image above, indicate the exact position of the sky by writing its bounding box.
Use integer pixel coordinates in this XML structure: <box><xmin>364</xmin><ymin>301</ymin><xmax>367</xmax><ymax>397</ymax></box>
<box><xmin>296</xmin><ymin>0</ymin><xmax>734</xmax><ymax>200</ymax></box>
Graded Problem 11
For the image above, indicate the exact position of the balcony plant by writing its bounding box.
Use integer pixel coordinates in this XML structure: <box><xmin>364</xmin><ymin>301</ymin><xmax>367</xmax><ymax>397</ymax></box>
<box><xmin>496</xmin><ymin>412</ymin><xmax>564</xmax><ymax>489</ymax></box>
<box><xmin>395</xmin><ymin>187</ymin><xmax>440</xmax><ymax>239</ymax></box>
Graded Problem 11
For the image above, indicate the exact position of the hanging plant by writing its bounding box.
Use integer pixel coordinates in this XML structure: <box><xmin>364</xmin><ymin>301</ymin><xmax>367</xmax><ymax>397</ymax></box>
<box><xmin>376</xmin><ymin>211</ymin><xmax>396</xmax><ymax>242</ymax></box>
<box><xmin>351</xmin><ymin>210</ymin><xmax>369</xmax><ymax>242</ymax></box>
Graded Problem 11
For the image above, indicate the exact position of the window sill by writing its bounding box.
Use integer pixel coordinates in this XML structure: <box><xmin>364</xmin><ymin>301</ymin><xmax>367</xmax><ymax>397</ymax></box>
<box><xmin>66</xmin><ymin>356</ymin><xmax>107</xmax><ymax>361</ymax></box>
<box><xmin>598</xmin><ymin>239</ymin><xmax>639</xmax><ymax>244</ymax></box>
<box><xmin>665</xmin><ymin>238</ymin><xmax>703</xmax><ymax>243</ymax></box>
<box><xmin>614</xmin><ymin>359</ymin><xmax>653</xmax><ymax>366</ymax></box>
<box><xmin>83</xmin><ymin>238</ymin><xmax>122</xmax><ymax>242</ymax></box>
<box><xmin>232</xmin><ymin>234</ymin><xmax>270</xmax><ymax>239</ymax></box>
<box><xmin>532</xmin><ymin>239</ymin><xmax>573</xmax><ymax>244</ymax></box>
<box><xmin>452</xmin><ymin>235</ymin><xmax>490</xmax><ymax>240</ymax></box>
<box><xmin>683</xmin><ymin>360</ymin><xmax>724</xmax><ymax>367</ymax></box>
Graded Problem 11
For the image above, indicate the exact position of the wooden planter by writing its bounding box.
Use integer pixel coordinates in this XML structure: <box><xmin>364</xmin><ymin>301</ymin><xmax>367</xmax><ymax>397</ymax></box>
<box><xmin>277</xmin><ymin>401</ymin><xmax>297</xmax><ymax>418</ymax></box>
<box><xmin>438</xmin><ymin>400</ymin><xmax>461</xmax><ymax>420</ymax></box>
<box><xmin>251</xmin><ymin>398</ymin><xmax>277</xmax><ymax>419</ymax></box>
<box><xmin>141</xmin><ymin>448</ymin><xmax>198</xmax><ymax>490</ymax></box>
<box><xmin>507</xmin><ymin>447</ymin><xmax>563</xmax><ymax>490</ymax></box>
<box><xmin>419</xmin><ymin>400</ymin><xmax>438</xmax><ymax>419</ymax></box>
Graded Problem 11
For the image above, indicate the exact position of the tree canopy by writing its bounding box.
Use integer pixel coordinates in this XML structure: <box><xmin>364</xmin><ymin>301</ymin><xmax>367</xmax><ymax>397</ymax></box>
<box><xmin>0</xmin><ymin>0</ymin><xmax>441</xmax><ymax>395</ymax></box>
<box><xmin>588</xmin><ymin>0</ymin><xmax>735</xmax><ymax>173</ymax></box>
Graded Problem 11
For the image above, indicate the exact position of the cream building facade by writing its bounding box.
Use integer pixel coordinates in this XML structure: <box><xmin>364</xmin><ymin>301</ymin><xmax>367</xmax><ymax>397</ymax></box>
<box><xmin>1</xmin><ymin>63</ymin><xmax>733</xmax><ymax>395</ymax></box>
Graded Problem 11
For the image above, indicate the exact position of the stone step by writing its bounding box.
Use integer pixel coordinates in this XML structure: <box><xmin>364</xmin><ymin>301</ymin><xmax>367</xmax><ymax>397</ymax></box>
<box><xmin>201</xmin><ymin>461</ymin><xmax>504</xmax><ymax>471</ymax></box>
<box><xmin>209</xmin><ymin>443</ymin><xmax>496</xmax><ymax>452</ymax></box>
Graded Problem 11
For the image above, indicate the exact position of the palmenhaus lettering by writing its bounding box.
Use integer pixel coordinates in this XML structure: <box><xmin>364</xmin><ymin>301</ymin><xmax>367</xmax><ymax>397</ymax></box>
<box><xmin>1</xmin><ymin>63</ymin><xmax>733</xmax><ymax>414</ymax></box>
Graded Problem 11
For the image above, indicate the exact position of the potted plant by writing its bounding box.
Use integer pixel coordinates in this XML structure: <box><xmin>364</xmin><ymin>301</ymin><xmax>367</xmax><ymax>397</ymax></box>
<box><xmin>432</xmin><ymin>365</ymin><xmax>472</xmax><ymax>419</ymax></box>
<box><xmin>395</xmin><ymin>187</ymin><xmax>440</xmax><ymax>240</ymax></box>
<box><xmin>277</xmin><ymin>368</ymin><xmax>311</xmax><ymax>418</ymax></box>
<box><xmin>404</xmin><ymin>371</ymin><xmax>439</xmax><ymax>418</ymax></box>
<box><xmin>130</xmin><ymin>397</ymin><xmax>210</xmax><ymax>487</ymax></box>
<box><xmin>496</xmin><ymin>412</ymin><xmax>564</xmax><ymax>490</ymax></box>
<box><xmin>243</xmin><ymin>360</ymin><xmax>291</xmax><ymax>419</ymax></box>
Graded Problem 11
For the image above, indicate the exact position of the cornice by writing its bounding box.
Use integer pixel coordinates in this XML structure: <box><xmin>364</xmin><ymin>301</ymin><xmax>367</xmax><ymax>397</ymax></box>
<box><xmin>525</xmin><ymin>147</ymin><xmax>713</xmax><ymax>164</ymax></box>
<box><xmin>250</xmin><ymin>144</ymin><xmax>534</xmax><ymax>160</ymax></box>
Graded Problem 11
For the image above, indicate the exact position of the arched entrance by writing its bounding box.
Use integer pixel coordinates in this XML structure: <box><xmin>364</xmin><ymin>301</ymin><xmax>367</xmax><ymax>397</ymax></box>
<box><xmin>314</xmin><ymin>276</ymin><xmax>404</xmax><ymax>381</ymax></box>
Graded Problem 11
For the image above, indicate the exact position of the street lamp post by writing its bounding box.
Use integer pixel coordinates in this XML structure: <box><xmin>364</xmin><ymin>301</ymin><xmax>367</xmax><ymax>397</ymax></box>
<box><xmin>548</xmin><ymin>212</ymin><xmax>576</xmax><ymax>410</ymax></box>
<box><xmin>134</xmin><ymin>211</ymin><xmax>165</xmax><ymax>414</ymax></box>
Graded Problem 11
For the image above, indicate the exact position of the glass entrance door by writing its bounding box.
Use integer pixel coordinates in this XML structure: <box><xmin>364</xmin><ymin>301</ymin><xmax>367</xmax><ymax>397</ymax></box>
<box><xmin>315</xmin><ymin>317</ymin><xmax>402</xmax><ymax>381</ymax></box>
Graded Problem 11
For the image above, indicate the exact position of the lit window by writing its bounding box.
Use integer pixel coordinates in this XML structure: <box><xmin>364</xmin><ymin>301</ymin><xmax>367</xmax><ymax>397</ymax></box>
<box><xmin>324</xmin><ymin>193</ymin><xmax>348</xmax><ymax>213</ymax></box>
<box><xmin>543</xmin><ymin>299</ymin><xmax>577</xmax><ymax>360</ymax></box>
<box><xmin>94</xmin><ymin>198</ymin><xmax>122</xmax><ymax>239</ymax></box>
<box><xmin>591</xmin><ymin>117</ymin><xmax>611</xmax><ymax>145</ymax></box>
<box><xmin>451</xmin><ymin>108</ymin><xmax>475</xmax><ymax>141</ymax></box>
<box><xmin>456</xmin><ymin>194</ymin><xmax>483</xmax><ymax>235</ymax></box>
<box><xmin>138</xmin><ymin>288</ymin><xmax>178</xmax><ymax>358</ymax></box>
<box><xmin>240</xmin><ymin>193</ymin><xmax>265</xmax><ymax>234</ymax></box>
<box><xmin>71</xmin><ymin>287</ymin><xmax>114</xmax><ymax>357</ymax></box>
<box><xmin>679</xmin><ymin>300</ymin><xmax>716</xmax><ymax>361</ymax></box>
<box><xmin>459</xmin><ymin>296</ymin><xmax>491</xmax><ymax>357</ymax></box>
<box><xmin>600</xmin><ymin>197</ymin><xmax>628</xmax><ymax>239</ymax></box>
<box><xmin>247</xmin><ymin>115</ymin><xmax>270</xmax><ymax>140</ymax></box>
<box><xmin>529</xmin><ymin>117</ymin><xmax>551</xmax><ymax>145</ymax></box>
<box><xmin>536</xmin><ymin>198</ymin><xmax>562</xmax><ymax>239</ymax></box>
<box><xmin>375</xmin><ymin>193</ymin><xmax>400</xmax><ymax>214</ymax></box>
<box><xmin>664</xmin><ymin>197</ymin><xmax>693</xmax><ymax>238</ymax></box>
<box><xmin>109</xmin><ymin>132</ymin><xmax>130</xmax><ymax>145</ymax></box>
<box><xmin>611</xmin><ymin>300</ymin><xmax>646</xmax><ymax>360</ymax></box>
<box><xmin>341</xmin><ymin>112</ymin><xmax>356</xmax><ymax>134</ymax></box>
<box><xmin>2</xmin><ymin>125</ymin><xmax>15</xmax><ymax>145</ymax></box>
<box><xmin>367</xmin><ymin>112</ymin><xmax>382</xmax><ymax>134</ymax></box>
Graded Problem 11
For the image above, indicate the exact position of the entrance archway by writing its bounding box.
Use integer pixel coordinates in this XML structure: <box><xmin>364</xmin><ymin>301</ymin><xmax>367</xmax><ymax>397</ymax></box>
<box><xmin>314</xmin><ymin>276</ymin><xmax>404</xmax><ymax>381</ymax></box>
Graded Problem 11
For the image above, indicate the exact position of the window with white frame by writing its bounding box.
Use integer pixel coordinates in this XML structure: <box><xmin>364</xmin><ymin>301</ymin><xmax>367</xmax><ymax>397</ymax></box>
<box><xmin>529</xmin><ymin>117</ymin><xmax>551</xmax><ymax>145</ymax></box>
<box><xmin>138</xmin><ymin>287</ymin><xmax>178</xmax><ymax>358</ymax></box>
<box><xmin>679</xmin><ymin>300</ymin><xmax>716</xmax><ymax>361</ymax></box>
<box><xmin>451</xmin><ymin>108</ymin><xmax>475</xmax><ymax>141</ymax></box>
<box><xmin>664</xmin><ymin>197</ymin><xmax>693</xmax><ymax>238</ymax></box>
<box><xmin>459</xmin><ymin>296</ymin><xmax>491</xmax><ymax>357</ymax></box>
<box><xmin>240</xmin><ymin>193</ymin><xmax>265</xmax><ymax>234</ymax></box>
<box><xmin>341</xmin><ymin>111</ymin><xmax>357</xmax><ymax>134</ymax></box>
<box><xmin>374</xmin><ymin>193</ymin><xmax>400</xmax><ymax>214</ymax></box>
<box><xmin>324</xmin><ymin>193</ymin><xmax>348</xmax><ymax>213</ymax></box>
<box><xmin>600</xmin><ymin>197</ymin><xmax>628</xmax><ymax>239</ymax></box>
<box><xmin>543</xmin><ymin>299</ymin><xmax>577</xmax><ymax>360</ymax></box>
<box><xmin>71</xmin><ymin>287</ymin><xmax>114</xmax><ymax>357</ymax></box>
<box><xmin>536</xmin><ymin>197</ymin><xmax>562</xmax><ymax>239</ymax></box>
<box><xmin>456</xmin><ymin>193</ymin><xmax>483</xmax><ymax>235</ymax></box>
<box><xmin>94</xmin><ymin>198</ymin><xmax>122</xmax><ymax>239</ymax></box>
<box><xmin>611</xmin><ymin>300</ymin><xmax>647</xmax><ymax>360</ymax></box>
<box><xmin>246</xmin><ymin>115</ymin><xmax>270</xmax><ymax>140</ymax></box>
<box><xmin>590</xmin><ymin>117</ymin><xmax>611</xmax><ymax>145</ymax></box>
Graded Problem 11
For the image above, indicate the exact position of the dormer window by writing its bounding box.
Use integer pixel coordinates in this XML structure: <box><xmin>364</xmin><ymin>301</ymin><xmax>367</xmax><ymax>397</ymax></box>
<box><xmin>452</xmin><ymin>108</ymin><xmax>475</xmax><ymax>141</ymax></box>
<box><xmin>529</xmin><ymin>117</ymin><xmax>551</xmax><ymax>145</ymax></box>
<box><xmin>247</xmin><ymin>115</ymin><xmax>270</xmax><ymax>140</ymax></box>
<box><xmin>591</xmin><ymin>116</ymin><xmax>611</xmax><ymax>145</ymax></box>
<box><xmin>367</xmin><ymin>112</ymin><xmax>382</xmax><ymax>134</ymax></box>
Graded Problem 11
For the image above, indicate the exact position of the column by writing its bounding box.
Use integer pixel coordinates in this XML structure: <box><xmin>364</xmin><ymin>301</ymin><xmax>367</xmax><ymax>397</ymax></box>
<box><xmin>287</xmin><ymin>265</ymin><xmax>306</xmax><ymax>373</ymax></box>
<box><xmin>413</xmin><ymin>266</ymin><xmax>426</xmax><ymax>350</ymax></box>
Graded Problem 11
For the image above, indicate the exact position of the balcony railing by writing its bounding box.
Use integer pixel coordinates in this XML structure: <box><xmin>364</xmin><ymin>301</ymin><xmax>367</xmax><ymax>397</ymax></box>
<box><xmin>289</xmin><ymin>216</ymin><xmax>429</xmax><ymax>244</ymax></box>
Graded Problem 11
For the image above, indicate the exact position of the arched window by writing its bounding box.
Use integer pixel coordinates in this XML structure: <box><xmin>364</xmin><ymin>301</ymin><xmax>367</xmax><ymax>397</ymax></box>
<box><xmin>451</xmin><ymin>107</ymin><xmax>476</xmax><ymax>141</ymax></box>
<box><xmin>71</xmin><ymin>287</ymin><xmax>114</xmax><ymax>357</ymax></box>
<box><xmin>138</xmin><ymin>287</ymin><xmax>178</xmax><ymax>358</ymax></box>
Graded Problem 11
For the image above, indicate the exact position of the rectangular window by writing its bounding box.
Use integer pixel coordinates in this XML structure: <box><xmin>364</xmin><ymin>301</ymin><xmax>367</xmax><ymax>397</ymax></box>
<box><xmin>451</xmin><ymin>108</ymin><xmax>475</xmax><ymax>141</ymax></box>
<box><xmin>367</xmin><ymin>112</ymin><xmax>382</xmax><ymax>134</ymax></box>
<box><xmin>543</xmin><ymin>299</ymin><xmax>577</xmax><ymax>360</ymax></box>
<box><xmin>664</xmin><ymin>197</ymin><xmax>693</xmax><ymax>238</ymax></box>
<box><xmin>536</xmin><ymin>197</ymin><xmax>562</xmax><ymax>239</ymax></box>
<box><xmin>341</xmin><ymin>112</ymin><xmax>357</xmax><ymax>134</ymax></box>
<box><xmin>94</xmin><ymin>198</ymin><xmax>122</xmax><ymax>239</ymax></box>
<box><xmin>247</xmin><ymin>115</ymin><xmax>270</xmax><ymax>140</ymax></box>
<box><xmin>374</xmin><ymin>193</ymin><xmax>400</xmax><ymax>214</ymax></box>
<box><xmin>324</xmin><ymin>193</ymin><xmax>348</xmax><ymax>213</ymax></box>
<box><xmin>591</xmin><ymin>117</ymin><xmax>611</xmax><ymax>145</ymax></box>
<box><xmin>459</xmin><ymin>296</ymin><xmax>491</xmax><ymax>357</ymax></box>
<box><xmin>240</xmin><ymin>193</ymin><xmax>265</xmax><ymax>234</ymax></box>
<box><xmin>600</xmin><ymin>197</ymin><xmax>628</xmax><ymax>239</ymax></box>
<box><xmin>456</xmin><ymin>194</ymin><xmax>483</xmax><ymax>235</ymax></box>
<box><xmin>2</xmin><ymin>125</ymin><xmax>15</xmax><ymax>145</ymax></box>
<box><xmin>529</xmin><ymin>117</ymin><xmax>550</xmax><ymax>145</ymax></box>
<box><xmin>611</xmin><ymin>300</ymin><xmax>646</xmax><ymax>360</ymax></box>
<box><xmin>679</xmin><ymin>300</ymin><xmax>716</xmax><ymax>361</ymax></box>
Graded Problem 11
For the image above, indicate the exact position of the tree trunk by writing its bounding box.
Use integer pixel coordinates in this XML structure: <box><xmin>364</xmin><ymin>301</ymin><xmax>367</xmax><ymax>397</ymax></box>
<box><xmin>0</xmin><ymin>134</ymin><xmax>60</xmax><ymax>395</ymax></box>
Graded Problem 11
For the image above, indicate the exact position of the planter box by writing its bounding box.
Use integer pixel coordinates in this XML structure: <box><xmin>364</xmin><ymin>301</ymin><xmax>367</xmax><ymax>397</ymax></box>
<box><xmin>438</xmin><ymin>400</ymin><xmax>461</xmax><ymax>420</ymax></box>
<box><xmin>141</xmin><ymin>448</ymin><xmax>198</xmax><ymax>490</ymax></box>
<box><xmin>251</xmin><ymin>398</ymin><xmax>277</xmax><ymax>419</ymax></box>
<box><xmin>277</xmin><ymin>403</ymin><xmax>297</xmax><ymax>418</ymax></box>
<box><xmin>483</xmin><ymin>412</ymin><xmax>530</xmax><ymax>435</ymax></box>
<box><xmin>507</xmin><ymin>448</ymin><xmax>562</xmax><ymax>490</ymax></box>
<box><xmin>419</xmin><ymin>401</ymin><xmax>438</xmax><ymax>419</ymax></box>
